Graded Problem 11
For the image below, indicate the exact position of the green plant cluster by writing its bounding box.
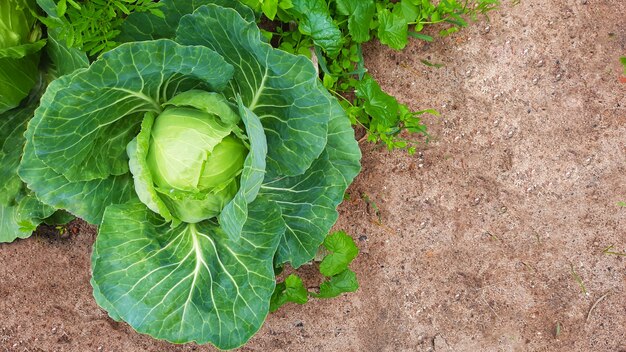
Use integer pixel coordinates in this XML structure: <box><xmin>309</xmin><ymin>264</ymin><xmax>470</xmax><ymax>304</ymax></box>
<box><xmin>36</xmin><ymin>0</ymin><xmax>163</xmax><ymax>56</ymax></box>
<box><xmin>271</xmin><ymin>230</ymin><xmax>359</xmax><ymax>311</ymax></box>
<box><xmin>251</xmin><ymin>0</ymin><xmax>498</xmax><ymax>153</ymax></box>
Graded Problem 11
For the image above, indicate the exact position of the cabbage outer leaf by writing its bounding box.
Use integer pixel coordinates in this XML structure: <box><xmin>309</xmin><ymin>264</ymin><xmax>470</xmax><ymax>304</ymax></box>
<box><xmin>0</xmin><ymin>105</ymin><xmax>55</xmax><ymax>242</ymax></box>
<box><xmin>19</xmin><ymin>96</ymin><xmax>135</xmax><ymax>224</ymax></box>
<box><xmin>91</xmin><ymin>197</ymin><xmax>285</xmax><ymax>349</ymax></box>
<box><xmin>0</xmin><ymin>40</ymin><xmax>45</xmax><ymax>114</ymax></box>
<box><xmin>260</xmin><ymin>93</ymin><xmax>361</xmax><ymax>267</ymax></box>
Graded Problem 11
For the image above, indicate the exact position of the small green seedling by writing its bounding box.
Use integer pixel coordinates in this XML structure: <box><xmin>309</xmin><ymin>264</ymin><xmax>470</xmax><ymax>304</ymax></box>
<box><xmin>271</xmin><ymin>231</ymin><xmax>360</xmax><ymax>311</ymax></box>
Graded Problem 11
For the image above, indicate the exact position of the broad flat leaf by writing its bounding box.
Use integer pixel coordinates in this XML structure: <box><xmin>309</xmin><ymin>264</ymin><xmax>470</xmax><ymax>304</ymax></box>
<box><xmin>0</xmin><ymin>0</ymin><xmax>46</xmax><ymax>113</ymax></box>
<box><xmin>0</xmin><ymin>193</ymin><xmax>55</xmax><ymax>243</ymax></box>
<box><xmin>269</xmin><ymin>274</ymin><xmax>308</xmax><ymax>312</ymax></box>
<box><xmin>0</xmin><ymin>104</ymin><xmax>55</xmax><ymax>243</ymax></box>
<box><xmin>91</xmin><ymin>197</ymin><xmax>285</xmax><ymax>349</ymax></box>
<box><xmin>218</xmin><ymin>98</ymin><xmax>267</xmax><ymax>240</ymax></box>
<box><xmin>19</xmin><ymin>116</ymin><xmax>135</xmax><ymax>224</ymax></box>
<box><xmin>0</xmin><ymin>41</ymin><xmax>45</xmax><ymax>114</ymax></box>
<box><xmin>19</xmin><ymin>75</ymin><xmax>134</xmax><ymax>224</ymax></box>
<box><xmin>42</xmin><ymin>209</ymin><xmax>75</xmax><ymax>226</ymax></box>
<box><xmin>177</xmin><ymin>5</ymin><xmax>329</xmax><ymax>178</ymax></box>
<box><xmin>36</xmin><ymin>0</ymin><xmax>60</xmax><ymax>17</ymax></box>
<box><xmin>260</xmin><ymin>91</ymin><xmax>361</xmax><ymax>267</ymax></box>
<box><xmin>289</xmin><ymin>0</ymin><xmax>343</xmax><ymax>55</ymax></box>
<box><xmin>398</xmin><ymin>0</ymin><xmax>419</xmax><ymax>21</ymax></box>
<box><xmin>311</xmin><ymin>269</ymin><xmax>358</xmax><ymax>298</ymax></box>
<box><xmin>29</xmin><ymin>39</ymin><xmax>234</xmax><ymax>183</ymax></box>
<box><xmin>355</xmin><ymin>74</ymin><xmax>400</xmax><ymax>129</ymax></box>
<box><xmin>90</xmin><ymin>238</ymin><xmax>124</xmax><ymax>322</ymax></box>
<box><xmin>261</xmin><ymin>0</ymin><xmax>278</xmax><ymax>19</ymax></box>
<box><xmin>0</xmin><ymin>105</ymin><xmax>33</xmax><ymax>204</ymax></box>
<box><xmin>319</xmin><ymin>231</ymin><xmax>358</xmax><ymax>277</ymax></box>
<box><xmin>335</xmin><ymin>0</ymin><xmax>375</xmax><ymax>43</ymax></box>
<box><xmin>117</xmin><ymin>0</ymin><xmax>256</xmax><ymax>42</ymax></box>
<box><xmin>377</xmin><ymin>9</ymin><xmax>409</xmax><ymax>50</ymax></box>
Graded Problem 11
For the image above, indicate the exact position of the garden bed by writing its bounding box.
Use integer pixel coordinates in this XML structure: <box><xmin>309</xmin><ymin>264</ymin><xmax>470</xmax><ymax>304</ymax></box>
<box><xmin>1</xmin><ymin>0</ymin><xmax>625</xmax><ymax>350</ymax></box>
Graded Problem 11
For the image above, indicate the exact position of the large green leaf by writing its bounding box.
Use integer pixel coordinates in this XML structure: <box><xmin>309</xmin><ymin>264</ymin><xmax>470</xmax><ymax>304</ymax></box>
<box><xmin>117</xmin><ymin>0</ymin><xmax>255</xmax><ymax>43</ymax></box>
<box><xmin>377</xmin><ymin>9</ymin><xmax>409</xmax><ymax>50</ymax></box>
<box><xmin>269</xmin><ymin>274</ymin><xmax>308</xmax><ymax>312</ymax></box>
<box><xmin>0</xmin><ymin>0</ymin><xmax>45</xmax><ymax>113</ymax></box>
<box><xmin>218</xmin><ymin>98</ymin><xmax>267</xmax><ymax>240</ymax></box>
<box><xmin>259</xmin><ymin>92</ymin><xmax>361</xmax><ymax>267</ymax></box>
<box><xmin>318</xmin><ymin>230</ymin><xmax>358</xmax><ymax>277</ymax></box>
<box><xmin>0</xmin><ymin>106</ymin><xmax>33</xmax><ymax>204</ymax></box>
<box><xmin>335</xmin><ymin>0</ymin><xmax>375</xmax><ymax>43</ymax></box>
<box><xmin>176</xmin><ymin>5</ymin><xmax>329</xmax><ymax>178</ymax></box>
<box><xmin>29</xmin><ymin>39</ymin><xmax>234</xmax><ymax>182</ymax></box>
<box><xmin>289</xmin><ymin>0</ymin><xmax>343</xmax><ymax>56</ymax></box>
<box><xmin>311</xmin><ymin>269</ymin><xmax>358</xmax><ymax>298</ymax></box>
<box><xmin>0</xmin><ymin>193</ymin><xmax>55</xmax><ymax>243</ymax></box>
<box><xmin>0</xmin><ymin>104</ymin><xmax>55</xmax><ymax>243</ymax></box>
<box><xmin>91</xmin><ymin>198</ymin><xmax>285</xmax><ymax>349</ymax></box>
<box><xmin>19</xmin><ymin>116</ymin><xmax>135</xmax><ymax>224</ymax></box>
<box><xmin>0</xmin><ymin>41</ymin><xmax>45</xmax><ymax>114</ymax></box>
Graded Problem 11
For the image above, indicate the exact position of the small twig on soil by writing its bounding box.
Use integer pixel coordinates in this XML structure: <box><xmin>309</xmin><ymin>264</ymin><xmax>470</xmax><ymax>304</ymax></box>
<box><xmin>357</xmin><ymin>134</ymin><xmax>368</xmax><ymax>144</ymax></box>
<box><xmin>586</xmin><ymin>291</ymin><xmax>611</xmax><ymax>323</ymax></box>
<box><xmin>521</xmin><ymin>261</ymin><xmax>536</xmax><ymax>273</ymax></box>
<box><xmin>602</xmin><ymin>245</ymin><xmax>626</xmax><ymax>256</ymax></box>
<box><xmin>480</xmin><ymin>295</ymin><xmax>500</xmax><ymax>318</ymax></box>
<box><xmin>569</xmin><ymin>264</ymin><xmax>587</xmax><ymax>296</ymax></box>
<box><xmin>554</xmin><ymin>321</ymin><xmax>562</xmax><ymax>337</ymax></box>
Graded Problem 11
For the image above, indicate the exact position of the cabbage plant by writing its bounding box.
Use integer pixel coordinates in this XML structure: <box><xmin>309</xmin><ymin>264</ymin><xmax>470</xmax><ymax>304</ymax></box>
<box><xmin>0</xmin><ymin>0</ymin><xmax>46</xmax><ymax>113</ymax></box>
<box><xmin>20</xmin><ymin>3</ymin><xmax>360</xmax><ymax>349</ymax></box>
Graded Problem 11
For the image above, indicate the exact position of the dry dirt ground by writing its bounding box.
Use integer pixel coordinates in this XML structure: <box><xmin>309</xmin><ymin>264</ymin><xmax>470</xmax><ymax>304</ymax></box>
<box><xmin>1</xmin><ymin>0</ymin><xmax>625</xmax><ymax>351</ymax></box>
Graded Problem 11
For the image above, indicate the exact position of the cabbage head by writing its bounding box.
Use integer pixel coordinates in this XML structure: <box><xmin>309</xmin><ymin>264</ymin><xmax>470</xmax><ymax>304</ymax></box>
<box><xmin>0</xmin><ymin>0</ymin><xmax>46</xmax><ymax>113</ymax></box>
<box><xmin>19</xmin><ymin>2</ymin><xmax>360</xmax><ymax>349</ymax></box>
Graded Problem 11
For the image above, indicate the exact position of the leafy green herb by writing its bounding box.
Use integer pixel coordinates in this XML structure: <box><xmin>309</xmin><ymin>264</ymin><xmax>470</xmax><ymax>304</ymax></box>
<box><xmin>36</xmin><ymin>0</ymin><xmax>163</xmax><ymax>56</ymax></box>
<box><xmin>313</xmin><ymin>269</ymin><xmax>359</xmax><ymax>298</ymax></box>
<box><xmin>319</xmin><ymin>230</ymin><xmax>359</xmax><ymax>276</ymax></box>
<box><xmin>267</xmin><ymin>0</ymin><xmax>497</xmax><ymax>153</ymax></box>
<box><xmin>271</xmin><ymin>231</ymin><xmax>359</xmax><ymax>310</ymax></box>
<box><xmin>270</xmin><ymin>274</ymin><xmax>309</xmax><ymax>311</ymax></box>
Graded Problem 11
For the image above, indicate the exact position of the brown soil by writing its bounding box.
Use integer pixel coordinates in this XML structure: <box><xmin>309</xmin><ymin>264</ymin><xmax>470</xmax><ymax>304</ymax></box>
<box><xmin>1</xmin><ymin>0</ymin><xmax>625</xmax><ymax>351</ymax></box>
